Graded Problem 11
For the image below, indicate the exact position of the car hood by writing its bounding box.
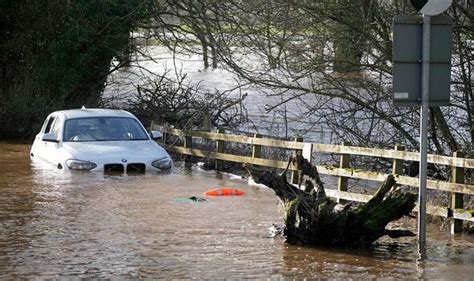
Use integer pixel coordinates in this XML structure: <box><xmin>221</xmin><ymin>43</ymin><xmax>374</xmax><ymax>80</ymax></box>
<box><xmin>62</xmin><ymin>140</ymin><xmax>169</xmax><ymax>161</ymax></box>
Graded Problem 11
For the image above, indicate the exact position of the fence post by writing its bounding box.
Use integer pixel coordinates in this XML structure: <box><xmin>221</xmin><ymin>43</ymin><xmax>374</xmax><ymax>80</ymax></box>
<box><xmin>337</xmin><ymin>141</ymin><xmax>351</xmax><ymax>203</ymax></box>
<box><xmin>302</xmin><ymin>142</ymin><xmax>313</xmax><ymax>163</ymax></box>
<box><xmin>392</xmin><ymin>144</ymin><xmax>405</xmax><ymax>175</ymax></box>
<box><xmin>215</xmin><ymin>129</ymin><xmax>225</xmax><ymax>171</ymax></box>
<box><xmin>451</xmin><ymin>151</ymin><xmax>464</xmax><ymax>234</ymax></box>
<box><xmin>183</xmin><ymin>134</ymin><xmax>192</xmax><ymax>164</ymax></box>
<box><xmin>160</xmin><ymin>124</ymin><xmax>168</xmax><ymax>145</ymax></box>
<box><xmin>291</xmin><ymin>137</ymin><xmax>304</xmax><ymax>185</ymax></box>
<box><xmin>150</xmin><ymin>121</ymin><xmax>168</xmax><ymax>145</ymax></box>
<box><xmin>162</xmin><ymin>127</ymin><xmax>167</xmax><ymax>145</ymax></box>
<box><xmin>150</xmin><ymin>120</ymin><xmax>155</xmax><ymax>131</ymax></box>
<box><xmin>252</xmin><ymin>134</ymin><xmax>262</xmax><ymax>167</ymax></box>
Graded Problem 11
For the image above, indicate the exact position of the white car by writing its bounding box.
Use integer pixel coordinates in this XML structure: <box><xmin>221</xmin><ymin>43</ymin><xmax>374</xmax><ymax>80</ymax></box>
<box><xmin>30</xmin><ymin>108</ymin><xmax>173</xmax><ymax>173</ymax></box>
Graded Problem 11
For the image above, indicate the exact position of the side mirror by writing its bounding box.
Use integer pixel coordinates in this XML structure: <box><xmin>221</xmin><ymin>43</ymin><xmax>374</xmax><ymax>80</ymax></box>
<box><xmin>42</xmin><ymin>132</ymin><xmax>59</xmax><ymax>143</ymax></box>
<box><xmin>150</xmin><ymin>130</ymin><xmax>162</xmax><ymax>140</ymax></box>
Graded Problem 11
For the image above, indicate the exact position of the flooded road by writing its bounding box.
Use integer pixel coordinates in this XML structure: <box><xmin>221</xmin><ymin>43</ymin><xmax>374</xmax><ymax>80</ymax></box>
<box><xmin>0</xmin><ymin>143</ymin><xmax>473</xmax><ymax>278</ymax></box>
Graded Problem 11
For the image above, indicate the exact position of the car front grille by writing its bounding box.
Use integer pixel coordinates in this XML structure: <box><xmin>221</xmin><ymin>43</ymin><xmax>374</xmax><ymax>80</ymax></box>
<box><xmin>104</xmin><ymin>163</ymin><xmax>146</xmax><ymax>174</ymax></box>
<box><xmin>127</xmin><ymin>163</ymin><xmax>146</xmax><ymax>173</ymax></box>
<box><xmin>104</xmin><ymin>164</ymin><xmax>124</xmax><ymax>173</ymax></box>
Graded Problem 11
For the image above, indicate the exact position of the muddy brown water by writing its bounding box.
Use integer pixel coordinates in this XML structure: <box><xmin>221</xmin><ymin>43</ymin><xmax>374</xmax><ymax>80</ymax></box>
<box><xmin>0</xmin><ymin>142</ymin><xmax>473</xmax><ymax>278</ymax></box>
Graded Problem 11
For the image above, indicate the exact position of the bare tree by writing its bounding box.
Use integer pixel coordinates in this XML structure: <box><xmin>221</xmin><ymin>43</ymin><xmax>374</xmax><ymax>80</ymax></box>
<box><xmin>217</xmin><ymin>0</ymin><xmax>471</xmax><ymax>154</ymax></box>
<box><xmin>144</xmin><ymin>0</ymin><xmax>473</xmax><ymax>156</ymax></box>
<box><xmin>148</xmin><ymin>0</ymin><xmax>222</xmax><ymax>69</ymax></box>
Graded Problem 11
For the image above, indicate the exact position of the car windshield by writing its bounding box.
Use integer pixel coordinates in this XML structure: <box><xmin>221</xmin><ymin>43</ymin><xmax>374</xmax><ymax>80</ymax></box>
<box><xmin>63</xmin><ymin>117</ymin><xmax>149</xmax><ymax>142</ymax></box>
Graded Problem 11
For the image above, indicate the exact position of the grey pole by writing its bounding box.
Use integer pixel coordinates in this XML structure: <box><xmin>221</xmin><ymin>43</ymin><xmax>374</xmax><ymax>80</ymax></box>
<box><xmin>418</xmin><ymin>14</ymin><xmax>431</xmax><ymax>259</ymax></box>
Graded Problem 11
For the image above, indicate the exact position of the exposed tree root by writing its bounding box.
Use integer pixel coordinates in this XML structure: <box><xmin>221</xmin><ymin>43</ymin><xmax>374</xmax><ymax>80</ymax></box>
<box><xmin>248</xmin><ymin>155</ymin><xmax>417</xmax><ymax>247</ymax></box>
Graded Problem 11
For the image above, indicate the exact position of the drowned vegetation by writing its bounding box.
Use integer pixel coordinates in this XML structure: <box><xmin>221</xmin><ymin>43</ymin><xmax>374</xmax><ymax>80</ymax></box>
<box><xmin>248</xmin><ymin>155</ymin><xmax>417</xmax><ymax>247</ymax></box>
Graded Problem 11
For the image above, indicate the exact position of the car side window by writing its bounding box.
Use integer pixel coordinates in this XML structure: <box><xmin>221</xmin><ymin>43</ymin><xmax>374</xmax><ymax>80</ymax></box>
<box><xmin>43</xmin><ymin>117</ymin><xmax>56</xmax><ymax>134</ymax></box>
<box><xmin>50</xmin><ymin>118</ymin><xmax>62</xmax><ymax>137</ymax></box>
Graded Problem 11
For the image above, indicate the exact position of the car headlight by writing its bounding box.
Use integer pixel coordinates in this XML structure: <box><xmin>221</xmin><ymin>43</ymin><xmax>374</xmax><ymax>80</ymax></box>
<box><xmin>152</xmin><ymin>157</ymin><xmax>172</xmax><ymax>170</ymax></box>
<box><xmin>66</xmin><ymin>159</ymin><xmax>97</xmax><ymax>170</ymax></box>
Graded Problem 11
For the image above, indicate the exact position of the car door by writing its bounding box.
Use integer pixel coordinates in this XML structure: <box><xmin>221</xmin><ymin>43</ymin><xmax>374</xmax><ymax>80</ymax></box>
<box><xmin>35</xmin><ymin>115</ymin><xmax>62</xmax><ymax>165</ymax></box>
<box><xmin>32</xmin><ymin>115</ymin><xmax>55</xmax><ymax>160</ymax></box>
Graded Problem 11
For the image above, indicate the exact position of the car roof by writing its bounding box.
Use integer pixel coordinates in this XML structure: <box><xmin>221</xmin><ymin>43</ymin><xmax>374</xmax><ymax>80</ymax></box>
<box><xmin>52</xmin><ymin>108</ymin><xmax>136</xmax><ymax>120</ymax></box>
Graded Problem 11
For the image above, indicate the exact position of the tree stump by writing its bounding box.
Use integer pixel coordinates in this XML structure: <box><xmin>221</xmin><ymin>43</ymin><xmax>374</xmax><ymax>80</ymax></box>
<box><xmin>248</xmin><ymin>155</ymin><xmax>417</xmax><ymax>247</ymax></box>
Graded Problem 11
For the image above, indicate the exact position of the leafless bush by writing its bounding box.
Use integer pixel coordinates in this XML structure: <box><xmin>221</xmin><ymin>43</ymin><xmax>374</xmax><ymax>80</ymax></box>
<box><xmin>124</xmin><ymin>71</ymin><xmax>248</xmax><ymax>130</ymax></box>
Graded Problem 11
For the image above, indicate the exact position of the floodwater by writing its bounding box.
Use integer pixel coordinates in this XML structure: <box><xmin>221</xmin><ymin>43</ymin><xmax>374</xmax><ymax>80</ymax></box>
<box><xmin>104</xmin><ymin>46</ymin><xmax>335</xmax><ymax>143</ymax></box>
<box><xmin>0</xmin><ymin>143</ymin><xmax>473</xmax><ymax>278</ymax></box>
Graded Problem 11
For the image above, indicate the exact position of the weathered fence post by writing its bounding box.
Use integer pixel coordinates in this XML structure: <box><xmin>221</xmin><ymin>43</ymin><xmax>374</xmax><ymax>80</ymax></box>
<box><xmin>291</xmin><ymin>137</ymin><xmax>304</xmax><ymax>185</ymax></box>
<box><xmin>302</xmin><ymin>142</ymin><xmax>313</xmax><ymax>163</ymax></box>
<box><xmin>337</xmin><ymin>141</ymin><xmax>351</xmax><ymax>203</ymax></box>
<box><xmin>160</xmin><ymin>125</ymin><xmax>168</xmax><ymax>145</ymax></box>
<box><xmin>391</xmin><ymin>145</ymin><xmax>405</xmax><ymax>191</ymax></box>
<box><xmin>162</xmin><ymin>127</ymin><xmax>167</xmax><ymax>145</ymax></box>
<box><xmin>451</xmin><ymin>151</ymin><xmax>465</xmax><ymax>234</ymax></box>
<box><xmin>215</xmin><ymin>129</ymin><xmax>225</xmax><ymax>171</ymax></box>
<box><xmin>183</xmin><ymin>134</ymin><xmax>192</xmax><ymax>164</ymax></box>
<box><xmin>301</xmin><ymin>142</ymin><xmax>314</xmax><ymax>186</ymax></box>
<box><xmin>252</xmin><ymin>134</ymin><xmax>262</xmax><ymax>167</ymax></box>
<box><xmin>392</xmin><ymin>144</ymin><xmax>405</xmax><ymax>176</ymax></box>
<box><xmin>150</xmin><ymin>120</ymin><xmax>155</xmax><ymax>131</ymax></box>
<box><xmin>150</xmin><ymin>121</ymin><xmax>167</xmax><ymax>145</ymax></box>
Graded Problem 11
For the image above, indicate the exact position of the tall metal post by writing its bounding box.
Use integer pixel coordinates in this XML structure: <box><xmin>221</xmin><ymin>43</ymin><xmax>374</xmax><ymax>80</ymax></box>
<box><xmin>418</xmin><ymin>14</ymin><xmax>431</xmax><ymax>258</ymax></box>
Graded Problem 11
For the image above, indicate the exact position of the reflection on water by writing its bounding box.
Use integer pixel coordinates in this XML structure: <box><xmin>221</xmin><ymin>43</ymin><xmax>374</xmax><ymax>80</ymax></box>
<box><xmin>0</xmin><ymin>143</ymin><xmax>473</xmax><ymax>278</ymax></box>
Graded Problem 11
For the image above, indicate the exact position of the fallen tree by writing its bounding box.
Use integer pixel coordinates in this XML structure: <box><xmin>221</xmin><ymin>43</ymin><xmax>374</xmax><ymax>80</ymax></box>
<box><xmin>248</xmin><ymin>155</ymin><xmax>417</xmax><ymax>247</ymax></box>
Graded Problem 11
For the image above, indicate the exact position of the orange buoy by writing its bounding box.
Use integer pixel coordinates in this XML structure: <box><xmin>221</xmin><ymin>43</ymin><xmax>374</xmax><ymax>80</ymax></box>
<box><xmin>204</xmin><ymin>188</ymin><xmax>245</xmax><ymax>196</ymax></box>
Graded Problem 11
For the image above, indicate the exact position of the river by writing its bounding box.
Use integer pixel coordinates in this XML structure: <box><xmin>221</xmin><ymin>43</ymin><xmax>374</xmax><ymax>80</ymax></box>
<box><xmin>0</xmin><ymin>142</ymin><xmax>473</xmax><ymax>278</ymax></box>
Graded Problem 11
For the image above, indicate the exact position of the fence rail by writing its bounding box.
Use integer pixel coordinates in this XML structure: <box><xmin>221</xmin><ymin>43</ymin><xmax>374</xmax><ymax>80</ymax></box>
<box><xmin>151</xmin><ymin>125</ymin><xmax>474</xmax><ymax>232</ymax></box>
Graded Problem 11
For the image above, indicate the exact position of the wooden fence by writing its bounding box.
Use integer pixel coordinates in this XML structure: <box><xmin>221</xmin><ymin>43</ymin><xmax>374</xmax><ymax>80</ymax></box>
<box><xmin>151</xmin><ymin>125</ymin><xmax>474</xmax><ymax>234</ymax></box>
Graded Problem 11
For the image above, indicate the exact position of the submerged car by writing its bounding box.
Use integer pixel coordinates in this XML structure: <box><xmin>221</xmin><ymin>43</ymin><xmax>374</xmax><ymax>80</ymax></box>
<box><xmin>30</xmin><ymin>108</ymin><xmax>173</xmax><ymax>173</ymax></box>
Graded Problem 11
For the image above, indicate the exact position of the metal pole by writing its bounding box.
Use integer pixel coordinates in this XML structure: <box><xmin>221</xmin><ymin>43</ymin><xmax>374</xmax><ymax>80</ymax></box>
<box><xmin>418</xmin><ymin>14</ymin><xmax>431</xmax><ymax>259</ymax></box>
